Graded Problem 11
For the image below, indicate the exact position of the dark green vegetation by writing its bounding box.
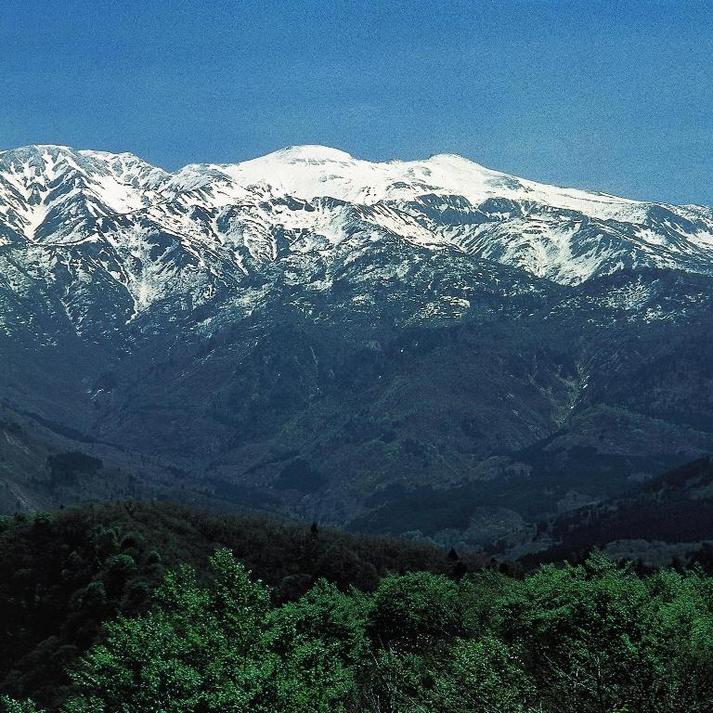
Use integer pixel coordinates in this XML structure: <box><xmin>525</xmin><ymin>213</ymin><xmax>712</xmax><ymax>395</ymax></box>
<box><xmin>4</xmin><ymin>266</ymin><xmax>713</xmax><ymax>549</ymax></box>
<box><xmin>3</xmin><ymin>501</ymin><xmax>713</xmax><ymax>712</ymax></box>
<box><xmin>0</xmin><ymin>501</ymin><xmax>478</xmax><ymax>708</ymax></box>
<box><xmin>513</xmin><ymin>457</ymin><xmax>713</xmax><ymax>567</ymax></box>
<box><xmin>3</xmin><ymin>544</ymin><xmax>713</xmax><ymax>712</ymax></box>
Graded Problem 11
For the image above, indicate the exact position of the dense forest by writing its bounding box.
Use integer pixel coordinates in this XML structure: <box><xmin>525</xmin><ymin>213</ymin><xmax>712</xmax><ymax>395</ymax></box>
<box><xmin>1</xmin><ymin>502</ymin><xmax>713</xmax><ymax>712</ymax></box>
<box><xmin>2</xmin><ymin>550</ymin><xmax>712</xmax><ymax>712</ymax></box>
<box><xmin>0</xmin><ymin>502</ymin><xmax>713</xmax><ymax>713</ymax></box>
<box><xmin>0</xmin><ymin>501</ymin><xmax>480</xmax><ymax>708</ymax></box>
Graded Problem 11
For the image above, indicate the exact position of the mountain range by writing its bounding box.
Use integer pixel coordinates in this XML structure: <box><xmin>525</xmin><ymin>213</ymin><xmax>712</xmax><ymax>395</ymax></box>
<box><xmin>1</xmin><ymin>143</ymin><xmax>713</xmax><ymax>547</ymax></box>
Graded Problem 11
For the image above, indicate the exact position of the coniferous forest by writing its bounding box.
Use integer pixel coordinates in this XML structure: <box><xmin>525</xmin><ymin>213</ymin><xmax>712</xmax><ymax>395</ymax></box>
<box><xmin>1</xmin><ymin>502</ymin><xmax>712</xmax><ymax>712</ymax></box>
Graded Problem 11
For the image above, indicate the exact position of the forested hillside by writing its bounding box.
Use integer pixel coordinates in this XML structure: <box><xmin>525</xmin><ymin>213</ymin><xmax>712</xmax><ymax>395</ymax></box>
<box><xmin>1</xmin><ymin>502</ymin><xmax>713</xmax><ymax>711</ymax></box>
<box><xmin>513</xmin><ymin>457</ymin><xmax>713</xmax><ymax>568</ymax></box>
<box><xmin>0</xmin><ymin>501</ymin><xmax>478</xmax><ymax>707</ymax></box>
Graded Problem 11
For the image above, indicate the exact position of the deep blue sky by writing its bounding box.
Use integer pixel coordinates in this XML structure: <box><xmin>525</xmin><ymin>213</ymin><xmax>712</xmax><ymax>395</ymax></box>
<box><xmin>1</xmin><ymin>1</ymin><xmax>712</xmax><ymax>204</ymax></box>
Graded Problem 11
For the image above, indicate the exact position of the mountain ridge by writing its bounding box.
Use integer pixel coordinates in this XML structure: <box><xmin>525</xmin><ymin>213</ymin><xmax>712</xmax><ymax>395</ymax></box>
<box><xmin>1</xmin><ymin>142</ymin><xmax>698</xmax><ymax>208</ymax></box>
<box><xmin>2</xmin><ymin>143</ymin><xmax>713</xmax><ymax>294</ymax></box>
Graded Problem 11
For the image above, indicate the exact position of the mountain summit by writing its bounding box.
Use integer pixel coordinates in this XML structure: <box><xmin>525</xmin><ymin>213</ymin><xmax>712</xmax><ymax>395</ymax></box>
<box><xmin>2</xmin><ymin>144</ymin><xmax>713</xmax><ymax>291</ymax></box>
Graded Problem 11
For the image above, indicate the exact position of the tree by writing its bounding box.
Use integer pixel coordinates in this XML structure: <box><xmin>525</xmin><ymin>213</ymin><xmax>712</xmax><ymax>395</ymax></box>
<box><xmin>262</xmin><ymin>580</ymin><xmax>367</xmax><ymax>711</ymax></box>
<box><xmin>62</xmin><ymin>551</ymin><xmax>366</xmax><ymax>713</ymax></box>
<box><xmin>367</xmin><ymin>571</ymin><xmax>465</xmax><ymax>650</ymax></box>
<box><xmin>63</xmin><ymin>549</ymin><xmax>272</xmax><ymax>712</ymax></box>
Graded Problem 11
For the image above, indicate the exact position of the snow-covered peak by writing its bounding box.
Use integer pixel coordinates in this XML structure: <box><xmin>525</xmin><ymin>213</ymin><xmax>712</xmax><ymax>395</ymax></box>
<box><xmin>166</xmin><ymin>145</ymin><xmax>646</xmax><ymax>223</ymax></box>
<box><xmin>3</xmin><ymin>142</ymin><xmax>713</xmax><ymax>289</ymax></box>
<box><xmin>262</xmin><ymin>145</ymin><xmax>355</xmax><ymax>162</ymax></box>
<box><xmin>0</xmin><ymin>145</ymin><xmax>167</xmax><ymax>241</ymax></box>
<box><xmin>0</xmin><ymin>143</ymin><xmax>656</xmax><ymax>222</ymax></box>
<box><xmin>0</xmin><ymin>144</ymin><xmax>166</xmax><ymax>185</ymax></box>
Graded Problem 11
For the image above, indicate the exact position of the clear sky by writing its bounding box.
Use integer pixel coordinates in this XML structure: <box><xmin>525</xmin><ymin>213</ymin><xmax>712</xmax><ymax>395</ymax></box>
<box><xmin>1</xmin><ymin>0</ymin><xmax>712</xmax><ymax>204</ymax></box>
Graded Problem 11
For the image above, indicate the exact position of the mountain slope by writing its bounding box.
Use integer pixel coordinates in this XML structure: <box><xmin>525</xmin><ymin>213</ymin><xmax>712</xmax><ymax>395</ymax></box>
<box><xmin>512</xmin><ymin>457</ymin><xmax>713</xmax><ymax>567</ymax></box>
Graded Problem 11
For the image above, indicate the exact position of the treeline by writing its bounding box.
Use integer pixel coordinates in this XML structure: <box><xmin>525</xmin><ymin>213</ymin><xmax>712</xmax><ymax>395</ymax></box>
<box><xmin>3</xmin><ymin>550</ymin><xmax>713</xmax><ymax>712</ymax></box>
<box><xmin>0</xmin><ymin>501</ymin><xmax>480</xmax><ymax>707</ymax></box>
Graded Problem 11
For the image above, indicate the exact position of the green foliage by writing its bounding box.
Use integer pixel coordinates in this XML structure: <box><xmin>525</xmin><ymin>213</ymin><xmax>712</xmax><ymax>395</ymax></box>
<box><xmin>263</xmin><ymin>580</ymin><xmax>369</xmax><ymax>711</ymax></box>
<box><xmin>55</xmin><ymin>551</ymin><xmax>713</xmax><ymax>713</ymax></box>
<box><xmin>64</xmin><ymin>550</ymin><xmax>272</xmax><ymax>712</ymax></box>
<box><xmin>3</xmin><ymin>505</ymin><xmax>713</xmax><ymax>712</ymax></box>
<box><xmin>0</xmin><ymin>501</ymin><xmax>473</xmax><ymax>708</ymax></box>
<box><xmin>63</xmin><ymin>552</ymin><xmax>364</xmax><ymax>713</ymax></box>
<box><xmin>433</xmin><ymin>636</ymin><xmax>535</xmax><ymax>712</ymax></box>
<box><xmin>469</xmin><ymin>553</ymin><xmax>713</xmax><ymax>712</ymax></box>
<box><xmin>368</xmin><ymin>571</ymin><xmax>465</xmax><ymax>649</ymax></box>
<box><xmin>0</xmin><ymin>697</ymin><xmax>45</xmax><ymax>713</ymax></box>
<box><xmin>357</xmin><ymin>637</ymin><xmax>534</xmax><ymax>713</ymax></box>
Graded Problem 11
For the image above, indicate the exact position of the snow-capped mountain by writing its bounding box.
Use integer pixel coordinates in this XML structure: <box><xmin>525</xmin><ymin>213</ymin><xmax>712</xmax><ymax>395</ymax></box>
<box><xmin>2</xmin><ymin>143</ymin><xmax>713</xmax><ymax>546</ymax></box>
<box><xmin>2</xmin><ymin>143</ymin><xmax>713</xmax><ymax>323</ymax></box>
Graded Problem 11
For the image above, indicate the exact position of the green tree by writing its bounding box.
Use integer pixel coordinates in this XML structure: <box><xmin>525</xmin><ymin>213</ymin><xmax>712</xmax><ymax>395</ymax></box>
<box><xmin>63</xmin><ymin>549</ymin><xmax>272</xmax><ymax>712</ymax></box>
<box><xmin>262</xmin><ymin>580</ymin><xmax>368</xmax><ymax>711</ymax></box>
<box><xmin>430</xmin><ymin>636</ymin><xmax>534</xmax><ymax>713</ymax></box>
<box><xmin>367</xmin><ymin>571</ymin><xmax>465</xmax><ymax>650</ymax></box>
<box><xmin>62</xmin><ymin>552</ymin><xmax>368</xmax><ymax>713</ymax></box>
